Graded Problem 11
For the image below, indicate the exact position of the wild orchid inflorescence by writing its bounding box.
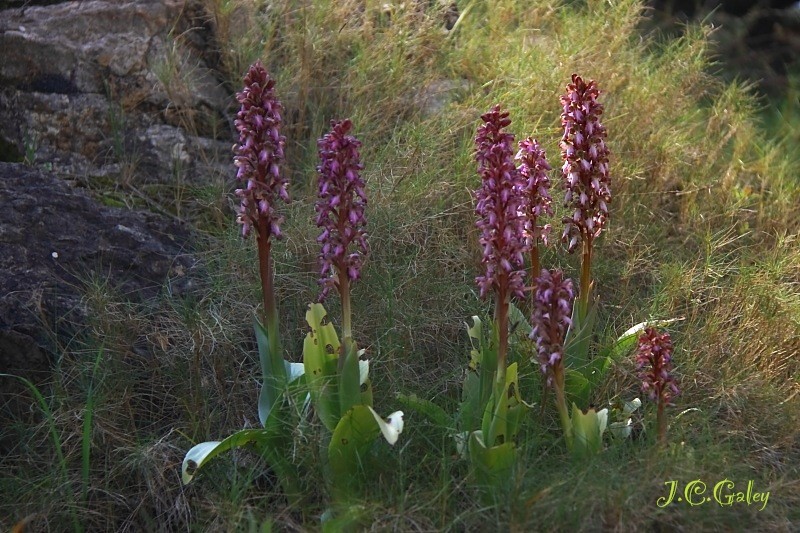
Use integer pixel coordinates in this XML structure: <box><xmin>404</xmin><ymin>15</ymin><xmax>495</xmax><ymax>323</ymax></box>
<box><xmin>530</xmin><ymin>269</ymin><xmax>574</xmax><ymax>388</ymax></box>
<box><xmin>516</xmin><ymin>138</ymin><xmax>553</xmax><ymax>281</ymax></box>
<box><xmin>232</xmin><ymin>60</ymin><xmax>289</xmax><ymax>426</ymax></box>
<box><xmin>530</xmin><ymin>269</ymin><xmax>578</xmax><ymax>449</ymax></box>
<box><xmin>637</xmin><ymin>327</ymin><xmax>679</xmax><ymax>445</ymax></box>
<box><xmin>315</xmin><ymin>118</ymin><xmax>368</xmax><ymax>304</ymax></box>
<box><xmin>560</xmin><ymin>74</ymin><xmax>611</xmax><ymax>316</ymax></box>
<box><xmin>234</xmin><ymin>60</ymin><xmax>289</xmax><ymax>241</ymax></box>
<box><xmin>474</xmin><ymin>105</ymin><xmax>529</xmax><ymax>302</ymax></box>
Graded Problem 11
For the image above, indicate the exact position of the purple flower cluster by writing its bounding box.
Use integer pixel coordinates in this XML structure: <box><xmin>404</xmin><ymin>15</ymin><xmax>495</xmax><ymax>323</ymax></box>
<box><xmin>560</xmin><ymin>74</ymin><xmax>611</xmax><ymax>253</ymax></box>
<box><xmin>529</xmin><ymin>269</ymin><xmax>575</xmax><ymax>386</ymax></box>
<box><xmin>474</xmin><ymin>105</ymin><xmax>529</xmax><ymax>300</ymax></box>
<box><xmin>516</xmin><ymin>138</ymin><xmax>553</xmax><ymax>247</ymax></box>
<box><xmin>315</xmin><ymin>119</ymin><xmax>368</xmax><ymax>301</ymax></box>
<box><xmin>233</xmin><ymin>60</ymin><xmax>289</xmax><ymax>239</ymax></box>
<box><xmin>636</xmin><ymin>327</ymin><xmax>679</xmax><ymax>405</ymax></box>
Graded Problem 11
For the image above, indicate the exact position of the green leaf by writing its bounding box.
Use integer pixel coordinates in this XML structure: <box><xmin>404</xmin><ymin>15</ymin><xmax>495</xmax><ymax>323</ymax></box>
<box><xmin>502</xmin><ymin>363</ymin><xmax>524</xmax><ymax>442</ymax></box>
<box><xmin>339</xmin><ymin>341</ymin><xmax>362</xmax><ymax>415</ymax></box>
<box><xmin>182</xmin><ymin>398</ymin><xmax>301</xmax><ymax>502</ymax></box>
<box><xmin>395</xmin><ymin>393</ymin><xmax>454</xmax><ymax>429</ymax></box>
<box><xmin>467</xmin><ymin>430</ymin><xmax>516</xmax><ymax>489</ymax></box>
<box><xmin>303</xmin><ymin>303</ymin><xmax>341</xmax><ymax>431</ymax></box>
<box><xmin>564</xmin><ymin>367</ymin><xmax>591</xmax><ymax>406</ymax></box>
<box><xmin>353</xmin><ymin>358</ymin><xmax>374</xmax><ymax>405</ymax></box>
<box><xmin>458</xmin><ymin>371</ymin><xmax>481</xmax><ymax>433</ymax></box>
<box><xmin>255</xmin><ymin>318</ymin><xmax>287</xmax><ymax>427</ymax></box>
<box><xmin>328</xmin><ymin>405</ymin><xmax>404</xmax><ymax>498</ymax></box>
<box><xmin>569</xmin><ymin>403</ymin><xmax>608</xmax><ymax>459</ymax></box>
<box><xmin>183</xmin><ymin>430</ymin><xmax>268</xmax><ymax>484</ymax></box>
<box><xmin>466</xmin><ymin>315</ymin><xmax>483</xmax><ymax>372</ymax></box>
<box><xmin>600</xmin><ymin>318</ymin><xmax>683</xmax><ymax>362</ymax></box>
<box><xmin>508</xmin><ymin>301</ymin><xmax>532</xmax><ymax>338</ymax></box>
<box><xmin>484</xmin><ymin>363</ymin><xmax>524</xmax><ymax>447</ymax></box>
<box><xmin>321</xmin><ymin>504</ymin><xmax>368</xmax><ymax>533</ymax></box>
<box><xmin>459</xmin><ymin>315</ymin><xmax>498</xmax><ymax>436</ymax></box>
<box><xmin>564</xmin><ymin>302</ymin><xmax>597</xmax><ymax>374</ymax></box>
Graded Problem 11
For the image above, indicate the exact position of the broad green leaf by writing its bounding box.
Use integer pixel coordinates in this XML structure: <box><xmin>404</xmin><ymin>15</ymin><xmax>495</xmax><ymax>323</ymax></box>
<box><xmin>508</xmin><ymin>302</ymin><xmax>532</xmax><ymax>338</ymax></box>
<box><xmin>570</xmin><ymin>403</ymin><xmax>608</xmax><ymax>459</ymax></box>
<box><xmin>359</xmin><ymin>359</ymin><xmax>374</xmax><ymax>406</ymax></box>
<box><xmin>609</xmin><ymin>398</ymin><xmax>641</xmax><ymax>440</ymax></box>
<box><xmin>502</xmin><ymin>363</ymin><xmax>524</xmax><ymax>442</ymax></box>
<box><xmin>608</xmin><ymin>419</ymin><xmax>632</xmax><ymax>440</ymax></box>
<box><xmin>321</xmin><ymin>504</ymin><xmax>368</xmax><ymax>533</ymax></box>
<box><xmin>466</xmin><ymin>315</ymin><xmax>483</xmax><ymax>371</ymax></box>
<box><xmin>564</xmin><ymin>302</ymin><xmax>597</xmax><ymax>374</ymax></box>
<box><xmin>600</xmin><ymin>318</ymin><xmax>683</xmax><ymax>362</ymax></box>
<box><xmin>328</xmin><ymin>405</ymin><xmax>404</xmax><ymax>497</ymax></box>
<box><xmin>183</xmin><ymin>429</ymin><xmax>273</xmax><ymax>484</ymax></box>
<box><xmin>458</xmin><ymin>371</ymin><xmax>481</xmax><ymax>433</ymax></box>
<box><xmin>339</xmin><ymin>341</ymin><xmax>362</xmax><ymax>415</ymax></box>
<box><xmin>484</xmin><ymin>363</ymin><xmax>524</xmax><ymax>447</ymax></box>
<box><xmin>255</xmin><ymin>318</ymin><xmax>287</xmax><ymax>427</ymax></box>
<box><xmin>564</xmin><ymin>368</ymin><xmax>591</xmax><ymax>407</ymax></box>
<box><xmin>467</xmin><ymin>430</ymin><xmax>516</xmax><ymax>488</ymax></box>
<box><xmin>303</xmin><ymin>303</ymin><xmax>341</xmax><ymax>431</ymax></box>
<box><xmin>182</xmin><ymin>400</ymin><xmax>299</xmax><ymax>499</ymax></box>
<box><xmin>479</xmin><ymin>321</ymin><xmax>498</xmax><ymax>414</ymax></box>
<box><xmin>395</xmin><ymin>393</ymin><xmax>454</xmax><ymax>429</ymax></box>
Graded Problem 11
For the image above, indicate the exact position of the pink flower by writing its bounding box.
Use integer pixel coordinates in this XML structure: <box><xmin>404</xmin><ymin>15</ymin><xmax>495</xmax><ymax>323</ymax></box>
<box><xmin>529</xmin><ymin>269</ymin><xmax>575</xmax><ymax>387</ymax></box>
<box><xmin>636</xmin><ymin>327</ymin><xmax>679</xmax><ymax>405</ymax></box>
<box><xmin>233</xmin><ymin>61</ymin><xmax>289</xmax><ymax>239</ymax></box>
<box><xmin>516</xmin><ymin>137</ymin><xmax>553</xmax><ymax>247</ymax></box>
<box><xmin>474</xmin><ymin>105</ymin><xmax>529</xmax><ymax>300</ymax></box>
<box><xmin>560</xmin><ymin>74</ymin><xmax>611</xmax><ymax>253</ymax></box>
<box><xmin>315</xmin><ymin>119</ymin><xmax>368</xmax><ymax>301</ymax></box>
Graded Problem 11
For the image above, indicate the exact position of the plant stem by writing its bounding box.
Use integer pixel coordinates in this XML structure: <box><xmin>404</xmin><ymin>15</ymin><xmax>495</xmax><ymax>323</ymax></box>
<box><xmin>657</xmin><ymin>399</ymin><xmax>667</xmax><ymax>446</ymax></box>
<box><xmin>494</xmin><ymin>286</ymin><xmax>508</xmax><ymax>386</ymax></box>
<box><xmin>488</xmin><ymin>285</ymin><xmax>509</xmax><ymax>445</ymax></box>
<box><xmin>338</xmin><ymin>266</ymin><xmax>353</xmax><ymax>371</ymax></box>
<box><xmin>529</xmin><ymin>244</ymin><xmax>540</xmax><ymax>313</ymax></box>
<box><xmin>257</xmin><ymin>219</ymin><xmax>280</xmax><ymax>356</ymax></box>
<box><xmin>579</xmin><ymin>235</ymin><xmax>593</xmax><ymax>320</ymax></box>
<box><xmin>552</xmin><ymin>366</ymin><xmax>573</xmax><ymax>450</ymax></box>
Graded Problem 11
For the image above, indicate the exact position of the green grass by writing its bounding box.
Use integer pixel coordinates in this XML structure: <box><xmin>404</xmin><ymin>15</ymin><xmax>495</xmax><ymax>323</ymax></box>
<box><xmin>1</xmin><ymin>0</ymin><xmax>799</xmax><ymax>530</ymax></box>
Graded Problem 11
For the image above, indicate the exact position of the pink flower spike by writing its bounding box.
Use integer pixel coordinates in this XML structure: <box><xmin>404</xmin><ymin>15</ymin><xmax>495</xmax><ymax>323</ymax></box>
<box><xmin>560</xmin><ymin>74</ymin><xmax>611</xmax><ymax>253</ymax></box>
<box><xmin>315</xmin><ymin>119</ymin><xmax>368</xmax><ymax>301</ymax></box>
<box><xmin>233</xmin><ymin>60</ymin><xmax>289</xmax><ymax>240</ymax></box>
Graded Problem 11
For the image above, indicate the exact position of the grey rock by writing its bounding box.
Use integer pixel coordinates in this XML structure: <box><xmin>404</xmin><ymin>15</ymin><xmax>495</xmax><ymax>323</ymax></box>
<box><xmin>0</xmin><ymin>0</ymin><xmax>233</xmax><ymax>182</ymax></box>
<box><xmin>0</xmin><ymin>162</ymin><xmax>198</xmax><ymax>377</ymax></box>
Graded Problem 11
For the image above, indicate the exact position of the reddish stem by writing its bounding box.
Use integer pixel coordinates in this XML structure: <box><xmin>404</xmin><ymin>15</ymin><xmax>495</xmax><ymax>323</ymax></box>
<box><xmin>579</xmin><ymin>234</ymin><xmax>593</xmax><ymax>319</ymax></box>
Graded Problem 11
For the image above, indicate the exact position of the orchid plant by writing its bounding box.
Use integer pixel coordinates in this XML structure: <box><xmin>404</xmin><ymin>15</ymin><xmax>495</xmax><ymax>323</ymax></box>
<box><xmin>305</xmin><ymin>118</ymin><xmax>404</xmax><ymax>501</ymax></box>
<box><xmin>636</xmin><ymin>327</ymin><xmax>679</xmax><ymax>445</ymax></box>
<box><xmin>179</xmin><ymin>65</ymin><xmax>403</xmax><ymax>508</ymax></box>
<box><xmin>399</xmin><ymin>106</ymin><xmax>533</xmax><ymax>487</ymax></box>
<box><xmin>181</xmin><ymin>61</ymin><xmax>302</xmax><ymax>502</ymax></box>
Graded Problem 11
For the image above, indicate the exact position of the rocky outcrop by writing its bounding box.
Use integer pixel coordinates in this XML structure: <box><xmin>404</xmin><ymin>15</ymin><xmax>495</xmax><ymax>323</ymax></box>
<box><xmin>0</xmin><ymin>162</ymin><xmax>197</xmax><ymax>378</ymax></box>
<box><xmin>0</xmin><ymin>0</ymin><xmax>232</xmax><ymax>183</ymax></box>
